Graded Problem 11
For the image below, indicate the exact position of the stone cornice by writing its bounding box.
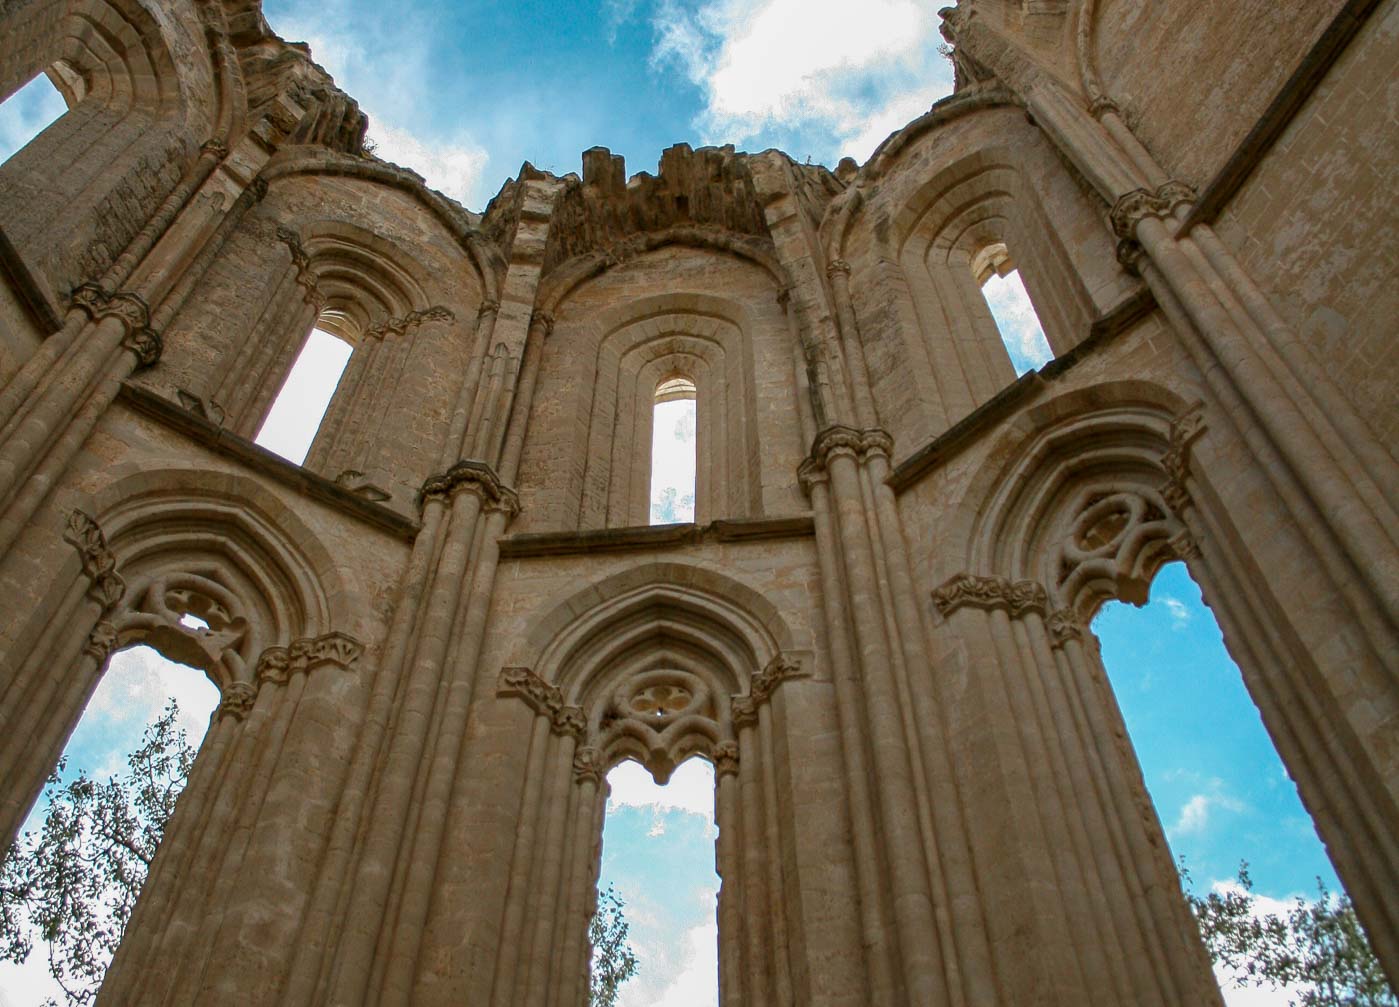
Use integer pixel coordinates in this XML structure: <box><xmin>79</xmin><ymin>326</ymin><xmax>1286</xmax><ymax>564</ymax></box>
<box><xmin>499</xmin><ymin>666</ymin><xmax>587</xmax><ymax>740</ymax></box>
<box><xmin>418</xmin><ymin>459</ymin><xmax>520</xmax><ymax>515</ymax></box>
<box><xmin>255</xmin><ymin>631</ymin><xmax>364</xmax><ymax>684</ymax></box>
<box><xmin>365</xmin><ymin>305</ymin><xmax>454</xmax><ymax>341</ymax></box>
<box><xmin>932</xmin><ymin>573</ymin><xmax>1048</xmax><ymax>619</ymax></box>
<box><xmin>498</xmin><ymin>515</ymin><xmax>814</xmax><ymax>558</ymax></box>
<box><xmin>63</xmin><ymin>510</ymin><xmax>125</xmax><ymax>610</ymax></box>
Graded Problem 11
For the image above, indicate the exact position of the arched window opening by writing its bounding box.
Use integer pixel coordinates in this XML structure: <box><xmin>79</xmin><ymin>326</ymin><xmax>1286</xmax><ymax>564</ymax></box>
<box><xmin>973</xmin><ymin>242</ymin><xmax>1054</xmax><ymax>377</ymax></box>
<box><xmin>1094</xmin><ymin>561</ymin><xmax>1367</xmax><ymax>1001</ymax></box>
<box><xmin>0</xmin><ymin>645</ymin><xmax>219</xmax><ymax>1002</ymax></box>
<box><xmin>595</xmin><ymin>757</ymin><xmax>719</xmax><ymax>1007</ymax></box>
<box><xmin>0</xmin><ymin>73</ymin><xmax>67</xmax><ymax>166</ymax></box>
<box><xmin>254</xmin><ymin>323</ymin><xmax>353</xmax><ymax>465</ymax></box>
<box><xmin>649</xmin><ymin>376</ymin><xmax>697</xmax><ymax>525</ymax></box>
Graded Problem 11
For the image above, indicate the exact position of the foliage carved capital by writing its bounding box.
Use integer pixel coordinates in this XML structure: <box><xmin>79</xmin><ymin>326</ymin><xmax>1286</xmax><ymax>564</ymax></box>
<box><xmin>64</xmin><ymin>510</ymin><xmax>125</xmax><ymax>611</ymax></box>
<box><xmin>573</xmin><ymin>745</ymin><xmax>604</xmax><ymax>784</ymax></box>
<box><xmin>217</xmin><ymin>682</ymin><xmax>258</xmax><ymax>721</ymax></box>
<box><xmin>366</xmin><ymin>305</ymin><xmax>455</xmax><ymax>341</ymax></box>
<box><xmin>1109</xmin><ymin>181</ymin><xmax>1197</xmax><ymax>240</ymax></box>
<box><xmin>711</xmin><ymin>740</ymin><xmax>740</xmax><ymax>778</ymax></box>
<box><xmin>1160</xmin><ymin>401</ymin><xmax>1206</xmax><ymax>514</ymax></box>
<box><xmin>499</xmin><ymin>666</ymin><xmax>587</xmax><ymax>739</ymax></box>
<box><xmin>68</xmin><ymin>283</ymin><xmax>152</xmax><ymax>335</ymax></box>
<box><xmin>121</xmin><ymin>327</ymin><xmax>163</xmax><ymax>368</ymax></box>
<box><xmin>256</xmin><ymin>631</ymin><xmax>364</xmax><ymax>685</ymax></box>
<box><xmin>1046</xmin><ymin>608</ymin><xmax>1083</xmax><ymax>649</ymax></box>
<box><xmin>932</xmin><ymin>573</ymin><xmax>1048</xmax><ymax>619</ymax></box>
<box><xmin>83</xmin><ymin>621</ymin><xmax>119</xmax><ymax>663</ymax></box>
<box><xmin>419</xmin><ymin>460</ymin><xmax>520</xmax><ymax>516</ymax></box>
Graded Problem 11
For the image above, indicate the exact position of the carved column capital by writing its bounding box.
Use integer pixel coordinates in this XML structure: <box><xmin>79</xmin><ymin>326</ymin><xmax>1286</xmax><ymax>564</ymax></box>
<box><xmin>419</xmin><ymin>459</ymin><xmax>520</xmax><ymax>515</ymax></box>
<box><xmin>499</xmin><ymin>666</ymin><xmax>586</xmax><ymax>738</ymax></box>
<box><xmin>573</xmin><ymin>745</ymin><xmax>604</xmax><ymax>784</ymax></box>
<box><xmin>200</xmin><ymin>138</ymin><xmax>229</xmax><ymax>159</ymax></box>
<box><xmin>1109</xmin><ymin>181</ymin><xmax>1198</xmax><ymax>272</ymax></box>
<box><xmin>256</xmin><ymin>630</ymin><xmax>364</xmax><ymax>685</ymax></box>
<box><xmin>825</xmin><ymin>258</ymin><xmax>852</xmax><ymax>279</ymax></box>
<box><xmin>478</xmin><ymin>298</ymin><xmax>500</xmax><ymax>319</ymax></box>
<box><xmin>121</xmin><ymin>327</ymin><xmax>163</xmax><ymax>368</ymax></box>
<box><xmin>68</xmin><ymin>283</ymin><xmax>152</xmax><ymax>335</ymax></box>
<box><xmin>1046</xmin><ymin>608</ymin><xmax>1084</xmax><ymax>649</ymax></box>
<box><xmin>932</xmin><ymin>573</ymin><xmax>1048</xmax><ymax>619</ymax></box>
<box><xmin>64</xmin><ymin>510</ymin><xmax>125</xmax><ymax>610</ymax></box>
<box><xmin>799</xmin><ymin>426</ymin><xmax>894</xmax><ymax>493</ymax></box>
<box><xmin>217</xmin><ymin>682</ymin><xmax>258</xmax><ymax>721</ymax></box>
<box><xmin>1088</xmin><ymin>96</ymin><xmax>1122</xmax><ymax>120</ymax></box>
<box><xmin>1160</xmin><ymin>401</ymin><xmax>1206</xmax><ymax>514</ymax></box>
<box><xmin>711</xmin><ymin>740</ymin><xmax>740</xmax><ymax>778</ymax></box>
<box><xmin>731</xmin><ymin>652</ymin><xmax>805</xmax><ymax>728</ymax></box>
<box><xmin>83</xmin><ymin>621</ymin><xmax>119</xmax><ymax>663</ymax></box>
<box><xmin>529</xmin><ymin>310</ymin><xmax>555</xmax><ymax>338</ymax></box>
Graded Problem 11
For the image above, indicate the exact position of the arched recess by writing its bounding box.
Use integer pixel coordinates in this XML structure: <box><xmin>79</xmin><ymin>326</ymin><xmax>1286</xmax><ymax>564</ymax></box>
<box><xmin>0</xmin><ymin>0</ymin><xmax>215</xmax><ymax>296</ymax></box>
<box><xmin>519</xmin><ymin>271</ymin><xmax>789</xmax><ymax>531</ymax></box>
<box><xmin>930</xmin><ymin>380</ymin><xmax>1399</xmax><ymax>1001</ymax></box>
<box><xmin>0</xmin><ymin>467</ymin><xmax>368</xmax><ymax>1001</ymax></box>
<box><xmin>192</xmin><ymin>206</ymin><xmax>478</xmax><ymax>497</ymax></box>
<box><xmin>826</xmin><ymin>101</ymin><xmax>1132</xmax><ymax>458</ymax></box>
<box><xmin>485</xmin><ymin>563</ymin><xmax>811</xmax><ymax>1006</ymax></box>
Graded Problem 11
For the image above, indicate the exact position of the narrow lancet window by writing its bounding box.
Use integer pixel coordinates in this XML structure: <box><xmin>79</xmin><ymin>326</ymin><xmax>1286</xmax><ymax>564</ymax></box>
<box><xmin>973</xmin><ymin>242</ymin><xmax>1053</xmax><ymax>376</ymax></box>
<box><xmin>649</xmin><ymin>376</ymin><xmax>697</xmax><ymax>525</ymax></box>
<box><xmin>0</xmin><ymin>74</ymin><xmax>67</xmax><ymax>165</ymax></box>
<box><xmin>594</xmin><ymin>757</ymin><xmax>719</xmax><ymax>1006</ymax></box>
<box><xmin>254</xmin><ymin>325</ymin><xmax>353</xmax><ymax>465</ymax></box>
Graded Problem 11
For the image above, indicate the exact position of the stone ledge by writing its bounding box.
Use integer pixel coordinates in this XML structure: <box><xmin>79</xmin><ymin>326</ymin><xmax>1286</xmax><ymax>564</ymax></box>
<box><xmin>499</xmin><ymin>515</ymin><xmax>815</xmax><ymax>558</ymax></box>
<box><xmin>888</xmin><ymin>285</ymin><xmax>1157</xmax><ymax>493</ymax></box>
<box><xmin>116</xmin><ymin>381</ymin><xmax>421</xmax><ymax>541</ymax></box>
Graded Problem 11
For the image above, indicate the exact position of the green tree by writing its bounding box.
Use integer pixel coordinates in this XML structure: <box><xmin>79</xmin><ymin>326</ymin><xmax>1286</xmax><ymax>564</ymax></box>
<box><xmin>588</xmin><ymin>883</ymin><xmax>639</xmax><ymax>1007</ymax></box>
<box><xmin>0</xmin><ymin>699</ymin><xmax>195</xmax><ymax>1006</ymax></box>
<box><xmin>1182</xmin><ymin>860</ymin><xmax>1396</xmax><ymax>1006</ymax></box>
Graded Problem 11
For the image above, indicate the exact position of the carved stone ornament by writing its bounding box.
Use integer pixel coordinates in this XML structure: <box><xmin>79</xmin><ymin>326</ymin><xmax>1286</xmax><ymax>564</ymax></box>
<box><xmin>711</xmin><ymin>740</ymin><xmax>740</xmax><ymax>777</ymax></box>
<box><xmin>1046</xmin><ymin>609</ymin><xmax>1083</xmax><ymax>649</ymax></box>
<box><xmin>529</xmin><ymin>310</ymin><xmax>555</xmax><ymax>337</ymax></box>
<box><xmin>67</xmin><ymin>283</ymin><xmax>152</xmax><ymax>334</ymax></box>
<box><xmin>1160</xmin><ymin>402</ymin><xmax>1206</xmax><ymax>513</ymax></box>
<box><xmin>419</xmin><ymin>459</ymin><xmax>520</xmax><ymax>516</ymax></box>
<box><xmin>83</xmin><ymin>620</ymin><xmax>119</xmax><ymax>663</ymax></box>
<box><xmin>573</xmin><ymin>745</ymin><xmax>604</xmax><ymax>784</ymax></box>
<box><xmin>1168</xmin><ymin>529</ymin><xmax>1201</xmax><ymax>562</ymax></box>
<box><xmin>732</xmin><ymin>651</ymin><xmax>806</xmax><ymax>727</ymax></box>
<box><xmin>334</xmin><ymin>469</ymin><xmax>392</xmax><ymax>502</ymax></box>
<box><xmin>121</xmin><ymin>327</ymin><xmax>163</xmax><ymax>368</ymax></box>
<box><xmin>200</xmin><ymin>137</ymin><xmax>230</xmax><ymax>159</ymax></box>
<box><xmin>1109</xmin><ymin>181</ymin><xmax>1197</xmax><ymax>274</ymax></box>
<box><xmin>366</xmin><ymin>305</ymin><xmax>455</xmax><ymax>341</ymax></box>
<box><xmin>63</xmin><ymin>510</ymin><xmax>126</xmax><ymax>610</ymax></box>
<box><xmin>275</xmin><ymin>225</ymin><xmax>321</xmax><ymax>304</ymax></box>
<box><xmin>498</xmin><ymin>666</ymin><xmax>587</xmax><ymax>738</ymax></box>
<box><xmin>176</xmin><ymin>388</ymin><xmax>226</xmax><ymax>425</ymax></box>
<box><xmin>800</xmin><ymin>425</ymin><xmax>895</xmax><ymax>493</ymax></box>
<box><xmin>478</xmin><ymin>299</ymin><xmax>500</xmax><ymax>319</ymax></box>
<box><xmin>931</xmin><ymin>573</ymin><xmax>1048</xmax><ymax>619</ymax></box>
<box><xmin>826</xmin><ymin>258</ymin><xmax>852</xmax><ymax>278</ymax></box>
<box><xmin>217</xmin><ymin>681</ymin><xmax>258</xmax><ymax>721</ymax></box>
<box><xmin>255</xmin><ymin>631</ymin><xmax>364</xmax><ymax>685</ymax></box>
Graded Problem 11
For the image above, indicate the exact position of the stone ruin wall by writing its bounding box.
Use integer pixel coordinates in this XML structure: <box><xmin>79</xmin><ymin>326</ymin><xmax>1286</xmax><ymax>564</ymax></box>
<box><xmin>0</xmin><ymin>0</ymin><xmax>1395</xmax><ymax>1003</ymax></box>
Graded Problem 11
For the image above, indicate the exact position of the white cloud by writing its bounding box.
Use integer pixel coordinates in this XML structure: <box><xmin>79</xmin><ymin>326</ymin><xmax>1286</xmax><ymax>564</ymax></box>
<box><xmin>651</xmin><ymin>923</ymin><xmax>719</xmax><ymax>1007</ymax></box>
<box><xmin>651</xmin><ymin>0</ymin><xmax>953</xmax><ymax>164</ymax></box>
<box><xmin>1208</xmin><ymin>881</ymin><xmax>1313</xmax><ymax>1006</ymax></box>
<box><xmin>266</xmin><ymin>8</ymin><xmax>488</xmax><ymax>207</ymax></box>
<box><xmin>1172</xmin><ymin>791</ymin><xmax>1246</xmax><ymax>837</ymax></box>
<box><xmin>982</xmin><ymin>270</ymin><xmax>1054</xmax><ymax>375</ymax></box>
<box><xmin>1160</xmin><ymin>595</ymin><xmax>1191</xmax><ymax>630</ymax></box>
<box><xmin>608</xmin><ymin>758</ymin><xmax>715</xmax><ymax>825</ymax></box>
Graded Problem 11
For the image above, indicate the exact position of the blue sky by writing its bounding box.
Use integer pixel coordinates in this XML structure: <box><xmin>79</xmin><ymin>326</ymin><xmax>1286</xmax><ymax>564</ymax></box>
<box><xmin>0</xmin><ymin>5</ymin><xmax>1342</xmax><ymax>1004</ymax></box>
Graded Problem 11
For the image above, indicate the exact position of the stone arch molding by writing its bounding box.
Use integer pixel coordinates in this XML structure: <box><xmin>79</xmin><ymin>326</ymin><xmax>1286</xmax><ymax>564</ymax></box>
<box><xmin>0</xmin><ymin>467</ymin><xmax>366</xmax><ymax>848</ymax></box>
<box><xmin>488</xmin><ymin>563</ymin><xmax>813</xmax><ymax>1005</ymax></box>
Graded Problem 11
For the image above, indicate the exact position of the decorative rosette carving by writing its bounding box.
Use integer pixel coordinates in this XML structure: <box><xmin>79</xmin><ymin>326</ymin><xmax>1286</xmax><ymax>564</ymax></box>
<box><xmin>931</xmin><ymin>573</ymin><xmax>1048</xmax><ymax>619</ymax></box>
<box><xmin>63</xmin><ymin>510</ymin><xmax>125</xmax><ymax>610</ymax></box>
<box><xmin>1046</xmin><ymin>609</ymin><xmax>1083</xmax><ymax>649</ymax></box>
